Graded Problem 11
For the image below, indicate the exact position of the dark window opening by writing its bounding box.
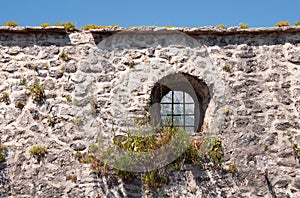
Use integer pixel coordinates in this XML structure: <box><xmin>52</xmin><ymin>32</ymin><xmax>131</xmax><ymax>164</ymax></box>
<box><xmin>150</xmin><ymin>73</ymin><xmax>210</xmax><ymax>133</ymax></box>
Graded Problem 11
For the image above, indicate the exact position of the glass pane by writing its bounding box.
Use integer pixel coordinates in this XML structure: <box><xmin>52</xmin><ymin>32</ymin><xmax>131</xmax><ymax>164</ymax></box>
<box><xmin>161</xmin><ymin>92</ymin><xmax>172</xmax><ymax>103</ymax></box>
<box><xmin>185</xmin><ymin>127</ymin><xmax>195</xmax><ymax>132</ymax></box>
<box><xmin>185</xmin><ymin>104</ymin><xmax>195</xmax><ymax>114</ymax></box>
<box><xmin>185</xmin><ymin>93</ymin><xmax>194</xmax><ymax>103</ymax></box>
<box><xmin>173</xmin><ymin>91</ymin><xmax>183</xmax><ymax>103</ymax></box>
<box><xmin>161</xmin><ymin>104</ymin><xmax>172</xmax><ymax>115</ymax></box>
<box><xmin>173</xmin><ymin>104</ymin><xmax>183</xmax><ymax>114</ymax></box>
<box><xmin>160</xmin><ymin>91</ymin><xmax>196</xmax><ymax>133</ymax></box>
<box><xmin>173</xmin><ymin>116</ymin><xmax>184</xmax><ymax>126</ymax></box>
<box><xmin>185</xmin><ymin>116</ymin><xmax>194</xmax><ymax>125</ymax></box>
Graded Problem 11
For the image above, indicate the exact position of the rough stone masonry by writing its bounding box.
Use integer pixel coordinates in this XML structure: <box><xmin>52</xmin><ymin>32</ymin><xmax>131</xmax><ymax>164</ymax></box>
<box><xmin>0</xmin><ymin>26</ymin><xmax>300</xmax><ymax>197</ymax></box>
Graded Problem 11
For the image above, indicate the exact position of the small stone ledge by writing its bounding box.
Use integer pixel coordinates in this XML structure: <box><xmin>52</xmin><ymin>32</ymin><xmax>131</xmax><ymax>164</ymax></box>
<box><xmin>0</xmin><ymin>26</ymin><xmax>66</xmax><ymax>33</ymax></box>
<box><xmin>86</xmin><ymin>26</ymin><xmax>300</xmax><ymax>36</ymax></box>
<box><xmin>182</xmin><ymin>26</ymin><xmax>300</xmax><ymax>35</ymax></box>
<box><xmin>1</xmin><ymin>25</ymin><xmax>300</xmax><ymax>35</ymax></box>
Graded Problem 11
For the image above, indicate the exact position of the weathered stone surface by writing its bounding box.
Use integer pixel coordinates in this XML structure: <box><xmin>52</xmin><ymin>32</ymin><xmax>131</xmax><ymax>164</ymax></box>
<box><xmin>0</xmin><ymin>27</ymin><xmax>299</xmax><ymax>197</ymax></box>
<box><xmin>275</xmin><ymin>122</ymin><xmax>292</xmax><ymax>130</ymax></box>
<box><xmin>275</xmin><ymin>179</ymin><xmax>289</xmax><ymax>188</ymax></box>
<box><xmin>70</xmin><ymin>142</ymin><xmax>86</xmax><ymax>151</ymax></box>
<box><xmin>288</xmin><ymin>50</ymin><xmax>300</xmax><ymax>64</ymax></box>
<box><xmin>64</xmin><ymin>61</ymin><xmax>77</xmax><ymax>73</ymax></box>
<box><xmin>49</xmin><ymin>68</ymin><xmax>64</xmax><ymax>79</ymax></box>
<box><xmin>2</xmin><ymin>62</ymin><xmax>18</xmax><ymax>73</ymax></box>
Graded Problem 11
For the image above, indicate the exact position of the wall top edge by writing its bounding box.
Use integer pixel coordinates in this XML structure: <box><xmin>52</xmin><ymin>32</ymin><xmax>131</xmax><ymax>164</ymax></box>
<box><xmin>1</xmin><ymin>26</ymin><xmax>300</xmax><ymax>35</ymax></box>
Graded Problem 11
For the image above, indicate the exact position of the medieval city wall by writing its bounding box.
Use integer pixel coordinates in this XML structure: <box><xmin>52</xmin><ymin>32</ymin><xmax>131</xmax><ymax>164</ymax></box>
<box><xmin>0</xmin><ymin>26</ymin><xmax>299</xmax><ymax>197</ymax></box>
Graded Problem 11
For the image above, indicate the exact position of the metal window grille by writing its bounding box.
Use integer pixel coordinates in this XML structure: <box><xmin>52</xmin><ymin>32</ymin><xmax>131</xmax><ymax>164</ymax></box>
<box><xmin>160</xmin><ymin>91</ymin><xmax>195</xmax><ymax>132</ymax></box>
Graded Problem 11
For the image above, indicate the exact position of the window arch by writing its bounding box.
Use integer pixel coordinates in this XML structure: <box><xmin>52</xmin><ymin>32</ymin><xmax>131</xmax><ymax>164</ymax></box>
<box><xmin>150</xmin><ymin>73</ymin><xmax>210</xmax><ymax>133</ymax></box>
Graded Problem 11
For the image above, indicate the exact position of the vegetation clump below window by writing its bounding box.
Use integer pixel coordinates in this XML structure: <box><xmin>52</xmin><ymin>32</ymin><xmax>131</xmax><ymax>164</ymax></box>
<box><xmin>75</xmin><ymin>124</ymin><xmax>224</xmax><ymax>189</ymax></box>
<box><xmin>2</xmin><ymin>20</ymin><xmax>18</xmax><ymax>27</ymax></box>
<box><xmin>142</xmin><ymin>170</ymin><xmax>169</xmax><ymax>189</ymax></box>
<box><xmin>275</xmin><ymin>21</ymin><xmax>290</xmax><ymax>27</ymax></box>
<box><xmin>113</xmin><ymin>126</ymin><xmax>188</xmax><ymax>154</ymax></box>
<box><xmin>207</xmin><ymin>137</ymin><xmax>224</xmax><ymax>168</ymax></box>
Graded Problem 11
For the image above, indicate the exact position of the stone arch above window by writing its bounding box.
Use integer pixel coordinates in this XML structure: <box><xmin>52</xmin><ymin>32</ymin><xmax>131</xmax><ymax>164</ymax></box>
<box><xmin>150</xmin><ymin>73</ymin><xmax>210</xmax><ymax>132</ymax></box>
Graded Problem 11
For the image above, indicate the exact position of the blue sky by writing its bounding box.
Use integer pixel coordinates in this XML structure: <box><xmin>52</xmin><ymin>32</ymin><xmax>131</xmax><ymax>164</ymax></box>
<box><xmin>1</xmin><ymin>0</ymin><xmax>299</xmax><ymax>28</ymax></box>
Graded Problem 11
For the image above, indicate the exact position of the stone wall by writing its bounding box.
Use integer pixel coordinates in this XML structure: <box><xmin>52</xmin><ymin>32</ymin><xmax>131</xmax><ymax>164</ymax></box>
<box><xmin>0</xmin><ymin>26</ymin><xmax>300</xmax><ymax>197</ymax></box>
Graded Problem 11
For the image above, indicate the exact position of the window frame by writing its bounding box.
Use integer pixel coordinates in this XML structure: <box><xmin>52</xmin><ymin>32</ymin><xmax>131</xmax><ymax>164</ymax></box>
<box><xmin>160</xmin><ymin>90</ymin><xmax>196</xmax><ymax>132</ymax></box>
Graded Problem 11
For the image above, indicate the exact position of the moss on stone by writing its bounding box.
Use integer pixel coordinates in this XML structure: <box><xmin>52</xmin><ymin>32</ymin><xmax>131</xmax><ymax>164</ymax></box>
<box><xmin>239</xmin><ymin>23</ymin><xmax>249</xmax><ymax>29</ymax></box>
<box><xmin>55</xmin><ymin>21</ymin><xmax>77</xmax><ymax>31</ymax></box>
<box><xmin>216</xmin><ymin>24</ymin><xmax>226</xmax><ymax>29</ymax></box>
<box><xmin>40</xmin><ymin>23</ymin><xmax>51</xmax><ymax>27</ymax></box>
<box><xmin>275</xmin><ymin>21</ymin><xmax>290</xmax><ymax>27</ymax></box>
<box><xmin>82</xmin><ymin>24</ymin><xmax>108</xmax><ymax>30</ymax></box>
<box><xmin>3</xmin><ymin>20</ymin><xmax>18</xmax><ymax>27</ymax></box>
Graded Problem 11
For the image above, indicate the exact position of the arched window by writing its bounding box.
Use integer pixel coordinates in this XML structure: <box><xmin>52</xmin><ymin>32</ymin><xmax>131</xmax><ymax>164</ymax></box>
<box><xmin>150</xmin><ymin>73</ymin><xmax>210</xmax><ymax>133</ymax></box>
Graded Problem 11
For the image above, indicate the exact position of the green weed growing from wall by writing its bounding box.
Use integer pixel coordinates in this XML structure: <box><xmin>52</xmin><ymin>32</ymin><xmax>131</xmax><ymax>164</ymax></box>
<box><xmin>0</xmin><ymin>92</ymin><xmax>10</xmax><ymax>105</ymax></box>
<box><xmin>29</xmin><ymin>145</ymin><xmax>48</xmax><ymax>158</ymax></box>
<box><xmin>29</xmin><ymin>80</ymin><xmax>45</xmax><ymax>103</ymax></box>
<box><xmin>75</xmin><ymin>122</ymin><xmax>225</xmax><ymax>189</ymax></box>
<box><xmin>0</xmin><ymin>144</ymin><xmax>7</xmax><ymax>163</ymax></box>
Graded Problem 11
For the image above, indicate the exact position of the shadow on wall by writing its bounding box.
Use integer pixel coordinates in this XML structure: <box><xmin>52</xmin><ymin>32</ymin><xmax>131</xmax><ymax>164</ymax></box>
<box><xmin>193</xmin><ymin>32</ymin><xmax>300</xmax><ymax>46</ymax></box>
<box><xmin>0</xmin><ymin>32</ymin><xmax>71</xmax><ymax>47</ymax></box>
<box><xmin>0</xmin><ymin>153</ymin><xmax>10</xmax><ymax>197</ymax></box>
<box><xmin>90</xmin><ymin>166</ymin><xmax>232</xmax><ymax>197</ymax></box>
<box><xmin>0</xmin><ymin>29</ymin><xmax>299</xmax><ymax>47</ymax></box>
<box><xmin>92</xmin><ymin>30</ymin><xmax>300</xmax><ymax>48</ymax></box>
<box><xmin>92</xmin><ymin>30</ymin><xmax>202</xmax><ymax>50</ymax></box>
